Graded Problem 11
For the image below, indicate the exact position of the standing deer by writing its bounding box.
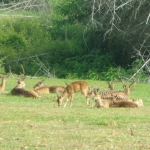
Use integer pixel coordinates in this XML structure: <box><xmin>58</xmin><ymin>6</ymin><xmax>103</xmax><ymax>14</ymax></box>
<box><xmin>56</xmin><ymin>80</ymin><xmax>91</xmax><ymax>107</ymax></box>
<box><xmin>10</xmin><ymin>65</ymin><xmax>40</xmax><ymax>98</ymax></box>
<box><xmin>33</xmin><ymin>80</ymin><xmax>65</xmax><ymax>94</ymax></box>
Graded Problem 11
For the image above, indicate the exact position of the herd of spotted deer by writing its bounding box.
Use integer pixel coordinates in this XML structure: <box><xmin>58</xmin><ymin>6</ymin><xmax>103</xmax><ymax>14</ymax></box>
<box><xmin>0</xmin><ymin>66</ymin><xmax>143</xmax><ymax>108</ymax></box>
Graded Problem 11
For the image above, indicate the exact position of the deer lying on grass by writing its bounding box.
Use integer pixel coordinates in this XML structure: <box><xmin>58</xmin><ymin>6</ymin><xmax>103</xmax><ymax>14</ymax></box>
<box><xmin>129</xmin><ymin>98</ymin><xmax>144</xmax><ymax>107</ymax></box>
<box><xmin>10</xmin><ymin>65</ymin><xmax>40</xmax><ymax>99</ymax></box>
<box><xmin>101</xmin><ymin>69</ymin><xmax>135</xmax><ymax>101</ymax></box>
<box><xmin>93</xmin><ymin>94</ymin><xmax>110</xmax><ymax>108</ymax></box>
<box><xmin>101</xmin><ymin>81</ymin><xmax>135</xmax><ymax>100</ymax></box>
<box><xmin>93</xmin><ymin>93</ymin><xmax>139</xmax><ymax>108</ymax></box>
<box><xmin>33</xmin><ymin>80</ymin><xmax>65</xmax><ymax>94</ymax></box>
<box><xmin>11</xmin><ymin>86</ymin><xmax>40</xmax><ymax>98</ymax></box>
<box><xmin>110</xmin><ymin>95</ymin><xmax>138</xmax><ymax>108</ymax></box>
<box><xmin>56</xmin><ymin>80</ymin><xmax>91</xmax><ymax>107</ymax></box>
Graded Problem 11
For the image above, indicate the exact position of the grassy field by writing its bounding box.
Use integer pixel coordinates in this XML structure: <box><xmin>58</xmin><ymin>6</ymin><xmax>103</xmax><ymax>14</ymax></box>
<box><xmin>0</xmin><ymin>77</ymin><xmax>150</xmax><ymax>150</ymax></box>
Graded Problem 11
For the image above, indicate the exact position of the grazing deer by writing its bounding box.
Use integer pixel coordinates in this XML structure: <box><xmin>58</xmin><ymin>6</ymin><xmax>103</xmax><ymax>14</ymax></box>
<box><xmin>56</xmin><ymin>80</ymin><xmax>91</xmax><ymax>107</ymax></box>
<box><xmin>0</xmin><ymin>75</ymin><xmax>8</xmax><ymax>93</ymax></box>
<box><xmin>33</xmin><ymin>80</ymin><xmax>65</xmax><ymax>94</ymax></box>
<box><xmin>10</xmin><ymin>65</ymin><xmax>40</xmax><ymax>98</ymax></box>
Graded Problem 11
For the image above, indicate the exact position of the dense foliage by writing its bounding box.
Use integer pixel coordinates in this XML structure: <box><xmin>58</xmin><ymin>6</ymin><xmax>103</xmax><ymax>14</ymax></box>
<box><xmin>0</xmin><ymin>0</ymin><xmax>149</xmax><ymax>81</ymax></box>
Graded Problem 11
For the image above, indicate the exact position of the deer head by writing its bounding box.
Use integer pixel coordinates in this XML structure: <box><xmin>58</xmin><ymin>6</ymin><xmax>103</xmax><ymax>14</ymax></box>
<box><xmin>118</xmin><ymin>67</ymin><xmax>136</xmax><ymax>96</ymax></box>
<box><xmin>87</xmin><ymin>88</ymin><xmax>99</xmax><ymax>99</ymax></box>
<box><xmin>33</xmin><ymin>80</ymin><xmax>45</xmax><ymax>89</ymax></box>
<box><xmin>9</xmin><ymin>65</ymin><xmax>26</xmax><ymax>88</ymax></box>
<box><xmin>107</xmin><ymin>81</ymin><xmax>115</xmax><ymax>90</ymax></box>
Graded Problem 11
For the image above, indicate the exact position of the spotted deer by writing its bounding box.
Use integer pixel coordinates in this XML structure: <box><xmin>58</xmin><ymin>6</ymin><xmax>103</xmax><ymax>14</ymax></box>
<box><xmin>56</xmin><ymin>80</ymin><xmax>91</xmax><ymax>107</ymax></box>
<box><xmin>130</xmin><ymin>98</ymin><xmax>143</xmax><ymax>107</ymax></box>
<box><xmin>10</xmin><ymin>65</ymin><xmax>40</xmax><ymax>98</ymax></box>
<box><xmin>110</xmin><ymin>95</ymin><xmax>138</xmax><ymax>108</ymax></box>
<box><xmin>93</xmin><ymin>93</ymin><xmax>139</xmax><ymax>108</ymax></box>
<box><xmin>101</xmin><ymin>69</ymin><xmax>135</xmax><ymax>101</ymax></box>
<box><xmin>33</xmin><ymin>80</ymin><xmax>65</xmax><ymax>94</ymax></box>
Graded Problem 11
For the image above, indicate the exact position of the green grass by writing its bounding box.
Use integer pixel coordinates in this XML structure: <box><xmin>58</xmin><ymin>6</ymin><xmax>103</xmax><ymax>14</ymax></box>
<box><xmin>0</xmin><ymin>77</ymin><xmax>150</xmax><ymax>150</ymax></box>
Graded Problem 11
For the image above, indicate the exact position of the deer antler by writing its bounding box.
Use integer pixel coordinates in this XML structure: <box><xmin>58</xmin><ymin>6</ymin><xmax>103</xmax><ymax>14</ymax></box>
<box><xmin>9</xmin><ymin>66</ymin><xmax>17</xmax><ymax>79</ymax></box>
<box><xmin>117</xmin><ymin>67</ymin><xmax>126</xmax><ymax>88</ymax></box>
<box><xmin>20</xmin><ymin>65</ymin><xmax>26</xmax><ymax>81</ymax></box>
<box><xmin>129</xmin><ymin>80</ymin><xmax>135</xmax><ymax>88</ymax></box>
<box><xmin>129</xmin><ymin>74</ymin><xmax>137</xmax><ymax>88</ymax></box>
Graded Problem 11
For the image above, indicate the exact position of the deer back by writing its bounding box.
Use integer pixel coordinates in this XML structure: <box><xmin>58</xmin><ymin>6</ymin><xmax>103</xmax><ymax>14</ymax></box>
<box><xmin>101</xmin><ymin>90</ymin><xmax>129</xmax><ymax>101</ymax></box>
<box><xmin>57</xmin><ymin>80</ymin><xmax>90</xmax><ymax>106</ymax></box>
<box><xmin>49</xmin><ymin>86</ymin><xmax>65</xmax><ymax>94</ymax></box>
<box><xmin>66</xmin><ymin>81</ymin><xmax>90</xmax><ymax>94</ymax></box>
<box><xmin>33</xmin><ymin>80</ymin><xmax>45</xmax><ymax>90</ymax></box>
<box><xmin>34</xmin><ymin>86</ymin><xmax>50</xmax><ymax>94</ymax></box>
<box><xmin>132</xmin><ymin>98</ymin><xmax>143</xmax><ymax>107</ymax></box>
<box><xmin>111</xmin><ymin>95</ymin><xmax>138</xmax><ymax>108</ymax></box>
<box><xmin>11</xmin><ymin>88</ymin><xmax>40</xmax><ymax>98</ymax></box>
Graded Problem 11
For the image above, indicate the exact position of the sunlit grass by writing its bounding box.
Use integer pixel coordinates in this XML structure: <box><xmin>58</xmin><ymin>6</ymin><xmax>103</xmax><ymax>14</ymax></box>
<box><xmin>0</xmin><ymin>77</ymin><xmax>150</xmax><ymax>149</ymax></box>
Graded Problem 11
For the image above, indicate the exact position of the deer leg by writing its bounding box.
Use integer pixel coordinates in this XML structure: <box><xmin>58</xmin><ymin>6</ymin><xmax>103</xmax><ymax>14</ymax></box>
<box><xmin>83</xmin><ymin>90</ymin><xmax>90</xmax><ymax>106</ymax></box>
<box><xmin>85</xmin><ymin>94</ymin><xmax>90</xmax><ymax>106</ymax></box>
<box><xmin>64</xmin><ymin>96</ymin><xmax>69</xmax><ymax>107</ymax></box>
<box><xmin>86</xmin><ymin>97</ymin><xmax>90</xmax><ymax>106</ymax></box>
<box><xmin>69</xmin><ymin>94</ymin><xmax>74</xmax><ymax>107</ymax></box>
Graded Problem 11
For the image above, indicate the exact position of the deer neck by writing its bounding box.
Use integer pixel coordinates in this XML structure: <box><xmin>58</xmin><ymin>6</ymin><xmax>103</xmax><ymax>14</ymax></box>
<box><xmin>96</xmin><ymin>96</ymin><xmax>104</xmax><ymax>106</ymax></box>
<box><xmin>15</xmin><ymin>84</ymin><xmax>22</xmax><ymax>88</ymax></box>
<box><xmin>124</xmin><ymin>88</ymin><xmax>130</xmax><ymax>96</ymax></box>
<box><xmin>1</xmin><ymin>78</ymin><xmax>6</xmax><ymax>88</ymax></box>
<box><xmin>61</xmin><ymin>90</ymin><xmax>68</xmax><ymax>99</ymax></box>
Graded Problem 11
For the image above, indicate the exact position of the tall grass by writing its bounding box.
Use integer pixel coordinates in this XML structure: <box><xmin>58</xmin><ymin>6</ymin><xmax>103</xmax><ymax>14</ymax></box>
<box><xmin>0</xmin><ymin>77</ymin><xmax>150</xmax><ymax>149</ymax></box>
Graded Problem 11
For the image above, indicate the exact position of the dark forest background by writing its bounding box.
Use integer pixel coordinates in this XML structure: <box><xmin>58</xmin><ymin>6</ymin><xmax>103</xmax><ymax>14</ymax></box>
<box><xmin>0</xmin><ymin>0</ymin><xmax>149</xmax><ymax>81</ymax></box>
